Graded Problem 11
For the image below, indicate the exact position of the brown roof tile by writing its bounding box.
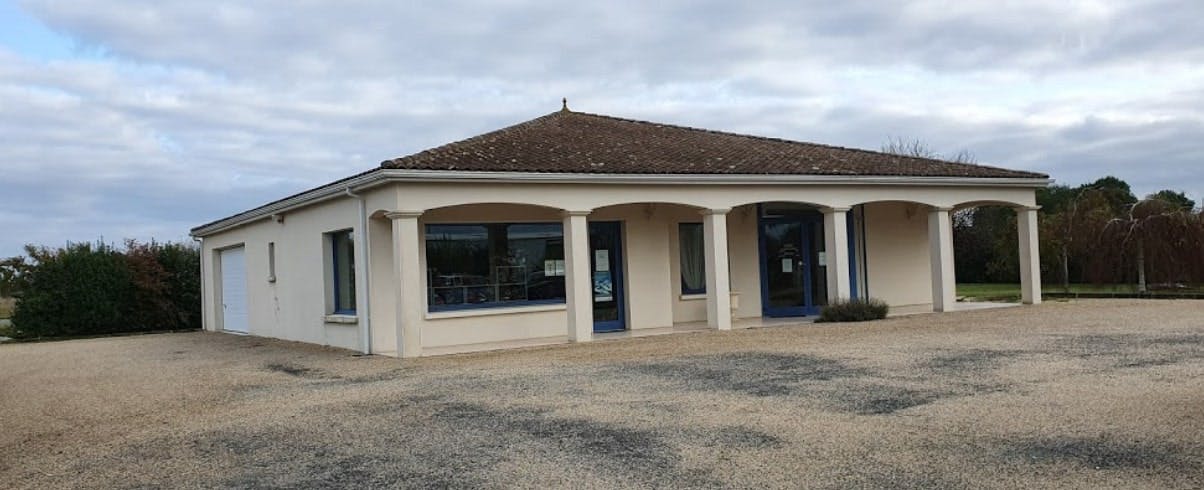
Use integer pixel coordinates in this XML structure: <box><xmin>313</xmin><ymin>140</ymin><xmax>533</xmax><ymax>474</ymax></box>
<box><xmin>381</xmin><ymin>109</ymin><xmax>1047</xmax><ymax>179</ymax></box>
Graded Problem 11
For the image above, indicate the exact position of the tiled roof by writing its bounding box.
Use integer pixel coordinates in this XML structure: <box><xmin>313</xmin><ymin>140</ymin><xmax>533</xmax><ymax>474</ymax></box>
<box><xmin>381</xmin><ymin>109</ymin><xmax>1047</xmax><ymax>179</ymax></box>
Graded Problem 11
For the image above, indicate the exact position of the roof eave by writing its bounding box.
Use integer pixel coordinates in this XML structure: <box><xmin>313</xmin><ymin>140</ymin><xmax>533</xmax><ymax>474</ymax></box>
<box><xmin>190</xmin><ymin>169</ymin><xmax>1052</xmax><ymax>238</ymax></box>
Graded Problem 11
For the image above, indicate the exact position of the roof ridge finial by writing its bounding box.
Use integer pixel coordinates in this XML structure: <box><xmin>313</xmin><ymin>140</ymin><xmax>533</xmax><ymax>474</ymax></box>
<box><xmin>561</xmin><ymin>97</ymin><xmax>569</xmax><ymax>112</ymax></box>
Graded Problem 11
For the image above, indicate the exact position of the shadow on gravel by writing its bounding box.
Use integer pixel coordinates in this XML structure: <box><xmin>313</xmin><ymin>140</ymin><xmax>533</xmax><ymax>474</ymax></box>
<box><xmin>263</xmin><ymin>362</ymin><xmax>335</xmax><ymax>379</ymax></box>
<box><xmin>829</xmin><ymin>384</ymin><xmax>946</xmax><ymax>415</ymax></box>
<box><xmin>430</xmin><ymin>401</ymin><xmax>719</xmax><ymax>487</ymax></box>
<box><xmin>618</xmin><ymin>352</ymin><xmax>954</xmax><ymax>415</ymax></box>
<box><xmin>1049</xmin><ymin>333</ymin><xmax>1204</xmax><ymax>369</ymax></box>
<box><xmin>687</xmin><ymin>426</ymin><xmax>785</xmax><ymax>449</ymax></box>
<box><xmin>923</xmin><ymin>349</ymin><xmax>1026</xmax><ymax>372</ymax></box>
<box><xmin>619</xmin><ymin>352</ymin><xmax>868</xmax><ymax>397</ymax></box>
<box><xmin>163</xmin><ymin>417</ymin><xmax>503</xmax><ymax>488</ymax></box>
<box><xmin>1004</xmin><ymin>437</ymin><xmax>1198</xmax><ymax>470</ymax></box>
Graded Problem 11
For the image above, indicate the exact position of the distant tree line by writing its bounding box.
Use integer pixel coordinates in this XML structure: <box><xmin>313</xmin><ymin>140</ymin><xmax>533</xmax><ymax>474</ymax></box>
<box><xmin>955</xmin><ymin>177</ymin><xmax>1202</xmax><ymax>290</ymax></box>
<box><xmin>0</xmin><ymin>240</ymin><xmax>200</xmax><ymax>338</ymax></box>
<box><xmin>882</xmin><ymin>138</ymin><xmax>1202</xmax><ymax>290</ymax></box>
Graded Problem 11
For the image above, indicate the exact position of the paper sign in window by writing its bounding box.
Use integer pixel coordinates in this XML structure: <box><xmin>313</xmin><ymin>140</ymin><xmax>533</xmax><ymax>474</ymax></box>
<box><xmin>817</xmin><ymin>252</ymin><xmax>827</xmax><ymax>267</ymax></box>
<box><xmin>781</xmin><ymin>258</ymin><xmax>793</xmax><ymax>273</ymax></box>
<box><xmin>595</xmin><ymin>250</ymin><xmax>609</xmax><ymax>271</ymax></box>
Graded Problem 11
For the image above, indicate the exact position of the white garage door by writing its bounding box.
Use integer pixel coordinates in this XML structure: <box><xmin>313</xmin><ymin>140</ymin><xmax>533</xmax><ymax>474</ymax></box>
<box><xmin>220</xmin><ymin>247</ymin><xmax>249</xmax><ymax>334</ymax></box>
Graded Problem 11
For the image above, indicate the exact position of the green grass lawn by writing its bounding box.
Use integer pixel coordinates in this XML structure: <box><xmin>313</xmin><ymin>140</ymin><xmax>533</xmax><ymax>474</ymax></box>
<box><xmin>958</xmin><ymin>283</ymin><xmax>1204</xmax><ymax>300</ymax></box>
<box><xmin>957</xmin><ymin>283</ymin><xmax>1023</xmax><ymax>299</ymax></box>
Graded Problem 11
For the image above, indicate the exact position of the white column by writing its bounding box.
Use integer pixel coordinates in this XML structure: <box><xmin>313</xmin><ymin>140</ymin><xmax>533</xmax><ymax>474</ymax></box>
<box><xmin>702</xmin><ymin>209</ymin><xmax>732</xmax><ymax>330</ymax></box>
<box><xmin>387</xmin><ymin>211</ymin><xmax>424</xmax><ymax>358</ymax></box>
<box><xmin>823</xmin><ymin>207</ymin><xmax>852</xmax><ymax>302</ymax></box>
<box><xmin>563</xmin><ymin>211</ymin><xmax>593</xmax><ymax>342</ymax></box>
<box><xmin>928</xmin><ymin>207</ymin><xmax>956</xmax><ymax>312</ymax></box>
<box><xmin>1017</xmin><ymin>206</ymin><xmax>1042</xmax><ymax>305</ymax></box>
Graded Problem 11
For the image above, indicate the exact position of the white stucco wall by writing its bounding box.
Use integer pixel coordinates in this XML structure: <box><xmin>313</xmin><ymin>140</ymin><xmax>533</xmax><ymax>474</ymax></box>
<box><xmin>200</xmin><ymin>192</ymin><xmax>381</xmax><ymax>351</ymax></box>
<box><xmin>387</xmin><ymin>181</ymin><xmax>1037</xmax><ymax>212</ymax></box>
<box><xmin>199</xmin><ymin>178</ymin><xmax>1039</xmax><ymax>355</ymax></box>
<box><xmin>862</xmin><ymin>201</ymin><xmax>934</xmax><ymax>311</ymax></box>
<box><xmin>668</xmin><ymin>204</ymin><xmax>761</xmax><ymax>323</ymax></box>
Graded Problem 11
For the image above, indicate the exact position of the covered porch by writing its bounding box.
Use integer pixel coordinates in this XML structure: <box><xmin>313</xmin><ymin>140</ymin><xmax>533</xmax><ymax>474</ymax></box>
<box><xmin>360</xmin><ymin>183</ymin><xmax>1043</xmax><ymax>358</ymax></box>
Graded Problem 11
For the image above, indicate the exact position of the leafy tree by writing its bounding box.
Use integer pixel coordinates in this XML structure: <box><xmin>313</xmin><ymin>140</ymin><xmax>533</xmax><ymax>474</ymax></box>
<box><xmin>0</xmin><ymin>256</ymin><xmax>30</xmax><ymax>297</ymax></box>
<box><xmin>1036</xmin><ymin>184</ymin><xmax>1078</xmax><ymax>214</ymax></box>
<box><xmin>1084</xmin><ymin>176</ymin><xmax>1138</xmax><ymax>215</ymax></box>
<box><xmin>1147</xmin><ymin>190</ymin><xmax>1195</xmax><ymax>212</ymax></box>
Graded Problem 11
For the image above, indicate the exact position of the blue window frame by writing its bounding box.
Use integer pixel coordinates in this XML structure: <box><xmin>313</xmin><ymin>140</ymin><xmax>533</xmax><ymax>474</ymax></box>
<box><xmin>329</xmin><ymin>230</ymin><xmax>356</xmax><ymax>314</ymax></box>
<box><xmin>425</xmin><ymin>223</ymin><xmax>566</xmax><ymax>312</ymax></box>
<box><xmin>756</xmin><ymin>203</ymin><xmax>862</xmax><ymax>317</ymax></box>
<box><xmin>679</xmin><ymin>222</ymin><xmax>706</xmax><ymax>294</ymax></box>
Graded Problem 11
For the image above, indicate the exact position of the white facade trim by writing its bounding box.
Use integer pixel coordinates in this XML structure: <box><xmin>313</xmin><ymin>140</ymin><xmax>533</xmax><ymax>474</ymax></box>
<box><xmin>191</xmin><ymin>169</ymin><xmax>1052</xmax><ymax>237</ymax></box>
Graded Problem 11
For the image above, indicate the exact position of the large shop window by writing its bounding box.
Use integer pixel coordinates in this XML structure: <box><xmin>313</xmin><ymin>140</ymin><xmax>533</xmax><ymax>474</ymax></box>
<box><xmin>426</xmin><ymin>223</ymin><xmax>566</xmax><ymax>311</ymax></box>
<box><xmin>679</xmin><ymin>223</ymin><xmax>706</xmax><ymax>294</ymax></box>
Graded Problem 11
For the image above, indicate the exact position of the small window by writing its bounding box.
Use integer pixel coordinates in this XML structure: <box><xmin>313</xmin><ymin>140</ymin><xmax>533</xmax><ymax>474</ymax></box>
<box><xmin>267</xmin><ymin>242</ymin><xmax>276</xmax><ymax>283</ymax></box>
<box><xmin>679</xmin><ymin>223</ymin><xmax>706</xmax><ymax>294</ymax></box>
<box><xmin>329</xmin><ymin>230</ymin><xmax>356</xmax><ymax>314</ymax></box>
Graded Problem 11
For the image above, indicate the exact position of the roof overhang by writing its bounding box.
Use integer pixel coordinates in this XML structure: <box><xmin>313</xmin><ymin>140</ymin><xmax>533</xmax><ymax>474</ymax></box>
<box><xmin>190</xmin><ymin>169</ymin><xmax>1053</xmax><ymax>237</ymax></box>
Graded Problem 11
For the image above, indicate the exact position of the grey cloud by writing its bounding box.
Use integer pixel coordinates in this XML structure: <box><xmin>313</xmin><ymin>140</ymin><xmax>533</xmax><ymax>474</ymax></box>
<box><xmin>2</xmin><ymin>1</ymin><xmax>1202</xmax><ymax>256</ymax></box>
<box><xmin>21</xmin><ymin>0</ymin><xmax>1204</xmax><ymax>82</ymax></box>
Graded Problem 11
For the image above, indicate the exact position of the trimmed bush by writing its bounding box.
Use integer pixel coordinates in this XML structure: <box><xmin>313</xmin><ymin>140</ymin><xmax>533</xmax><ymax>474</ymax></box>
<box><xmin>816</xmin><ymin>298</ymin><xmax>889</xmax><ymax>323</ymax></box>
<box><xmin>154</xmin><ymin>242</ymin><xmax>202</xmax><ymax>331</ymax></box>
<box><xmin>10</xmin><ymin>240</ymin><xmax>200</xmax><ymax>339</ymax></box>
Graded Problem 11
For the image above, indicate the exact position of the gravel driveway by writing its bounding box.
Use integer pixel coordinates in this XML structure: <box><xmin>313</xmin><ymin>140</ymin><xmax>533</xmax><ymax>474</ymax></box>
<box><xmin>2</xmin><ymin>299</ymin><xmax>1202</xmax><ymax>489</ymax></box>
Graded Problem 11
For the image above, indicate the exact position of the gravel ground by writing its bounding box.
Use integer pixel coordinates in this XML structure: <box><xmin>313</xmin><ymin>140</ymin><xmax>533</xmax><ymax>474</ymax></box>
<box><xmin>1</xmin><ymin>299</ymin><xmax>1202</xmax><ymax>489</ymax></box>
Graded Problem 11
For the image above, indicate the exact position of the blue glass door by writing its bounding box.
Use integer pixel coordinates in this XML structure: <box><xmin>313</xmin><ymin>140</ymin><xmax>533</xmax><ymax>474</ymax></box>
<box><xmin>760</xmin><ymin>214</ymin><xmax>826</xmax><ymax>317</ymax></box>
<box><xmin>589</xmin><ymin>222</ymin><xmax>625</xmax><ymax>332</ymax></box>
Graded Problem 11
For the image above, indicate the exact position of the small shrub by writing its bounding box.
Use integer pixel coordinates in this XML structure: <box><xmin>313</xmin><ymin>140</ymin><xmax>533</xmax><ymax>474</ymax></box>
<box><xmin>816</xmin><ymin>298</ymin><xmax>889</xmax><ymax>323</ymax></box>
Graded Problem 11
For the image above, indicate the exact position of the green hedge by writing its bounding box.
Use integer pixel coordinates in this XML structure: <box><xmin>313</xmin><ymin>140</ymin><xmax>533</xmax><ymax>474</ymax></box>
<box><xmin>10</xmin><ymin>240</ymin><xmax>200</xmax><ymax>339</ymax></box>
<box><xmin>816</xmin><ymin>298</ymin><xmax>890</xmax><ymax>323</ymax></box>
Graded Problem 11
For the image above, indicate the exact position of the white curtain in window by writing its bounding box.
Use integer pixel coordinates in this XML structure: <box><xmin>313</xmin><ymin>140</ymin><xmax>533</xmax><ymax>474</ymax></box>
<box><xmin>680</xmin><ymin>223</ymin><xmax>706</xmax><ymax>293</ymax></box>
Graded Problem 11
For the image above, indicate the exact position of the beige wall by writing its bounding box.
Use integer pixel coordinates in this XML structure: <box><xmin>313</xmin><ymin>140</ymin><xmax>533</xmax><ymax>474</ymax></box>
<box><xmin>862</xmin><ymin>201</ymin><xmax>934</xmax><ymax>310</ymax></box>
<box><xmin>201</xmin><ymin>179</ymin><xmax>1038</xmax><ymax>355</ymax></box>
<box><xmin>414</xmin><ymin>203</ymin><xmax>686</xmax><ymax>351</ymax></box>
<box><xmin>384</xmin><ymin>181</ymin><xmax>1036</xmax><ymax>213</ymax></box>
<box><xmin>200</xmin><ymin>191</ymin><xmax>387</xmax><ymax>351</ymax></box>
<box><xmin>366</xmin><ymin>215</ymin><xmax>396</xmax><ymax>354</ymax></box>
<box><xmin>667</xmin><ymin>204</ymin><xmax>762</xmax><ymax>323</ymax></box>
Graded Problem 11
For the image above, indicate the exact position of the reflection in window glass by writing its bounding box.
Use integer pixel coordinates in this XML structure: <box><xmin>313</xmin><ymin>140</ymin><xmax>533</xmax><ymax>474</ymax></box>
<box><xmin>679</xmin><ymin>223</ymin><xmax>706</xmax><ymax>294</ymax></box>
<box><xmin>425</xmin><ymin>223</ymin><xmax>565</xmax><ymax>311</ymax></box>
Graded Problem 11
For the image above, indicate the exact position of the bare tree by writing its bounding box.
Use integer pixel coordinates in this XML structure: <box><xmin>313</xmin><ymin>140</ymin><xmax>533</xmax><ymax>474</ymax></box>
<box><xmin>1041</xmin><ymin>189</ymin><xmax>1111</xmax><ymax>292</ymax></box>
<box><xmin>881</xmin><ymin>137</ymin><xmax>976</xmax><ymax>163</ymax></box>
<box><xmin>1093</xmin><ymin>198</ymin><xmax>1204</xmax><ymax>291</ymax></box>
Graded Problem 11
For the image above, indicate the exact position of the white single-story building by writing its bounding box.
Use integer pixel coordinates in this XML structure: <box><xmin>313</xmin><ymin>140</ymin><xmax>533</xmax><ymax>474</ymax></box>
<box><xmin>191</xmin><ymin>105</ymin><xmax>1048</xmax><ymax>357</ymax></box>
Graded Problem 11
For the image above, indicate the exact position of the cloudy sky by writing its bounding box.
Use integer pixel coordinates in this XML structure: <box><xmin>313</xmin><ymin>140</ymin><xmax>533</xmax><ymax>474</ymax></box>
<box><xmin>1</xmin><ymin>0</ymin><xmax>1201</xmax><ymax>256</ymax></box>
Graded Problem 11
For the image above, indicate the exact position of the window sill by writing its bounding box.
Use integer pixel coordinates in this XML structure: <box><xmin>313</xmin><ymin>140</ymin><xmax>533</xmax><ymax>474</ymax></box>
<box><xmin>680</xmin><ymin>293</ymin><xmax>707</xmax><ymax>301</ymax></box>
<box><xmin>426</xmin><ymin>303</ymin><xmax>567</xmax><ymax>320</ymax></box>
<box><xmin>323</xmin><ymin>314</ymin><xmax>358</xmax><ymax>325</ymax></box>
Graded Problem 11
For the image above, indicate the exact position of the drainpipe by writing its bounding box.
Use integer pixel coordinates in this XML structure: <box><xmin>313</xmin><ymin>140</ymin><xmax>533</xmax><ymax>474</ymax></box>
<box><xmin>345</xmin><ymin>187</ymin><xmax>372</xmax><ymax>355</ymax></box>
<box><xmin>193</xmin><ymin>236</ymin><xmax>205</xmax><ymax>332</ymax></box>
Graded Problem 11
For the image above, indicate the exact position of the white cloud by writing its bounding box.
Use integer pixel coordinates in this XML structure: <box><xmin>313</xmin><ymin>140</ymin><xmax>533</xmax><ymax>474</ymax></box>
<box><xmin>0</xmin><ymin>0</ymin><xmax>1201</xmax><ymax>256</ymax></box>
